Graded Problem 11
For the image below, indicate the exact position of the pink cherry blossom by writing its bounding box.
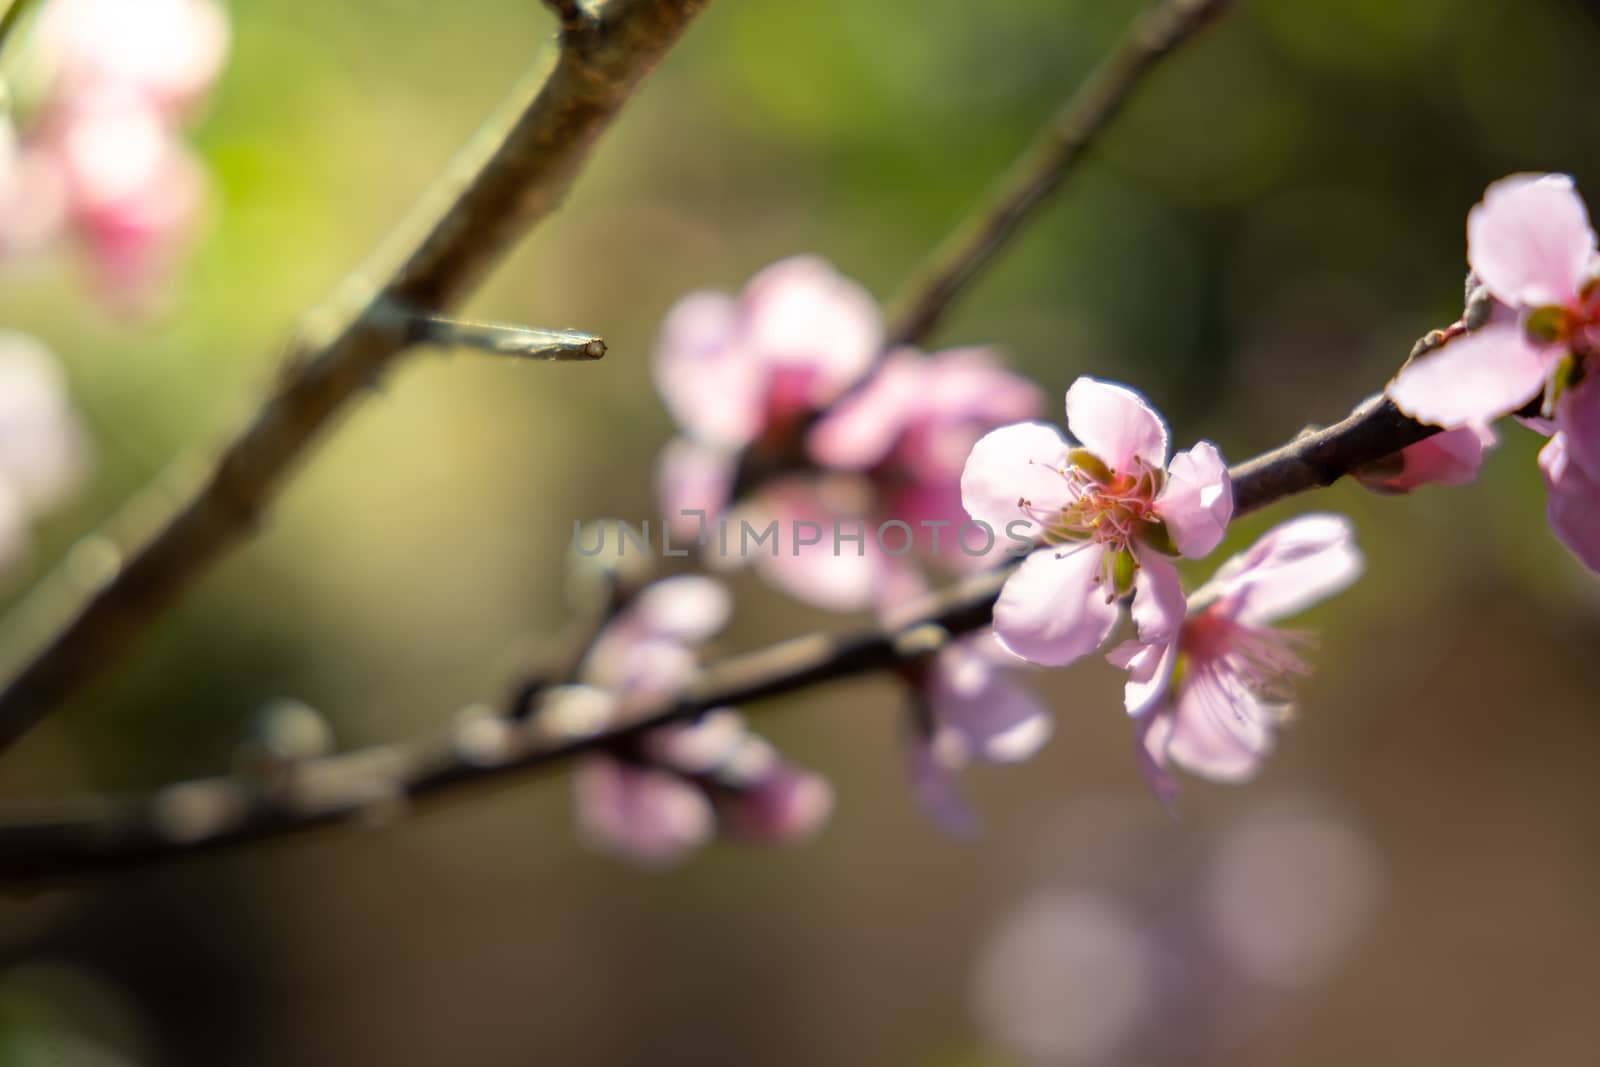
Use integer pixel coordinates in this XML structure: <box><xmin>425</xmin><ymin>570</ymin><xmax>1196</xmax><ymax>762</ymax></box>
<box><xmin>1125</xmin><ymin>514</ymin><xmax>1363</xmax><ymax>795</ymax></box>
<box><xmin>567</xmin><ymin>575</ymin><xmax>832</xmax><ymax>865</ymax></box>
<box><xmin>904</xmin><ymin>631</ymin><xmax>1051</xmax><ymax>834</ymax></box>
<box><xmin>961</xmin><ymin>376</ymin><xmax>1233</xmax><ymax>668</ymax></box>
<box><xmin>35</xmin><ymin>0</ymin><xmax>231</xmax><ymax>120</ymax></box>
<box><xmin>0</xmin><ymin>331</ymin><xmax>90</xmax><ymax>572</ymax></box>
<box><xmin>654</xmin><ymin>260</ymin><xmax>1044</xmax><ymax>613</ymax></box>
<box><xmin>1354</xmin><ymin>423</ymin><xmax>1497</xmax><ymax>494</ymax></box>
<box><xmin>1388</xmin><ymin>174</ymin><xmax>1596</xmax><ymax>429</ymax></box>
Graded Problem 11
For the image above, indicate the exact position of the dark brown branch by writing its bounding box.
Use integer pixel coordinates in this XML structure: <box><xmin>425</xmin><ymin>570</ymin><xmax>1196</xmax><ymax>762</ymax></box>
<box><xmin>0</xmin><ymin>0</ymin><xmax>709</xmax><ymax>754</ymax></box>
<box><xmin>0</xmin><ymin>385</ymin><xmax>1449</xmax><ymax>885</ymax></box>
<box><xmin>883</xmin><ymin>0</ymin><xmax>1230</xmax><ymax>348</ymax></box>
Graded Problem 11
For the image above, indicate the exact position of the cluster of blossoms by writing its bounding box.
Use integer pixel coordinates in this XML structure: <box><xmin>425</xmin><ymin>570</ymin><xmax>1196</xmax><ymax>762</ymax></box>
<box><xmin>655</xmin><ymin>256</ymin><xmax>1044</xmax><ymax>613</ymax></box>
<box><xmin>0</xmin><ymin>0</ymin><xmax>229</xmax><ymax>309</ymax></box>
<box><xmin>583</xmin><ymin>171</ymin><xmax>1600</xmax><ymax>860</ymax></box>
<box><xmin>561</xmin><ymin>575</ymin><xmax>832</xmax><ymax>866</ymax></box>
<box><xmin>1389</xmin><ymin>172</ymin><xmax>1600</xmax><ymax>571</ymax></box>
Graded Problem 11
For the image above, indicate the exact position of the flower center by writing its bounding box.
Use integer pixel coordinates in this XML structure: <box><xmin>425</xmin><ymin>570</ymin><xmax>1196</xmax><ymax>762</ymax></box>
<box><xmin>1180</xmin><ymin>609</ymin><xmax>1313</xmax><ymax>704</ymax></box>
<box><xmin>1028</xmin><ymin>452</ymin><xmax>1163</xmax><ymax>553</ymax></box>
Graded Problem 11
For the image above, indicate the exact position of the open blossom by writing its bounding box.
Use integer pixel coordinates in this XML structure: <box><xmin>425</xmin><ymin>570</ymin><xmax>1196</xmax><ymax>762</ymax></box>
<box><xmin>1388</xmin><ymin>173</ymin><xmax>1600</xmax><ymax>570</ymax></box>
<box><xmin>960</xmin><ymin>376</ymin><xmax>1233</xmax><ymax>668</ymax></box>
<box><xmin>1124</xmin><ymin>514</ymin><xmax>1363</xmax><ymax>798</ymax></box>
<box><xmin>567</xmin><ymin>575</ymin><xmax>831</xmax><ymax>866</ymax></box>
<box><xmin>655</xmin><ymin>257</ymin><xmax>1042</xmax><ymax>612</ymax></box>
<box><xmin>1354</xmin><ymin>423</ymin><xmax>1497</xmax><ymax>494</ymax></box>
<box><xmin>0</xmin><ymin>0</ymin><xmax>227</xmax><ymax>309</ymax></box>
<box><xmin>903</xmin><ymin>631</ymin><xmax>1050</xmax><ymax>834</ymax></box>
<box><xmin>0</xmin><ymin>331</ymin><xmax>89</xmax><ymax>572</ymax></box>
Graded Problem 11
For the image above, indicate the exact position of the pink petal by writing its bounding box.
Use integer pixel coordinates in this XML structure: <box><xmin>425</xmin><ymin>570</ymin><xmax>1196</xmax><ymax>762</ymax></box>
<box><xmin>1165</xmin><ymin>667</ymin><xmax>1275</xmax><ymax>783</ymax></box>
<box><xmin>1133</xmin><ymin>708</ymin><xmax>1181</xmax><ymax>813</ymax></box>
<box><xmin>993</xmin><ymin>545</ymin><xmax>1120</xmax><ymax>667</ymax></box>
<box><xmin>1109</xmin><ymin>550</ymin><xmax>1185</xmax><ymax>716</ymax></box>
<box><xmin>1356</xmin><ymin>423</ymin><xmax>1497</xmax><ymax>492</ymax></box>
<box><xmin>927</xmin><ymin>641</ymin><xmax>1052</xmax><ymax>763</ymax></box>
<box><xmin>906</xmin><ymin>735</ymin><xmax>980</xmax><ymax>836</ymax></box>
<box><xmin>656</xmin><ymin>436</ymin><xmax>735</xmax><ymax>540</ymax></box>
<box><xmin>1556</xmin><ymin>373</ymin><xmax>1600</xmax><ymax>483</ymax></box>
<box><xmin>652</xmin><ymin>291</ymin><xmax>765</xmax><ymax>448</ymax></box>
<box><xmin>741</xmin><ymin>256</ymin><xmax>881</xmax><ymax>408</ymax></box>
<box><xmin>1540</xmin><ymin>433</ymin><xmax>1600</xmax><ymax>574</ymax></box>
<box><xmin>1064</xmin><ymin>376</ymin><xmax>1170</xmax><ymax>473</ymax></box>
<box><xmin>1468</xmin><ymin>173</ymin><xmax>1595</xmax><ymax>308</ymax></box>
<box><xmin>959</xmin><ymin>421</ymin><xmax>1072</xmax><ymax>537</ymax></box>
<box><xmin>717</xmin><ymin>764</ymin><xmax>834</xmax><ymax>844</ymax></box>
<box><xmin>629</xmin><ymin>575</ymin><xmax>732</xmax><ymax>644</ymax></box>
<box><xmin>1387</xmin><ymin>320</ymin><xmax>1558</xmax><ymax>428</ymax></box>
<box><xmin>572</xmin><ymin>757</ymin><xmax>714</xmax><ymax>867</ymax></box>
<box><xmin>747</xmin><ymin>478</ymin><xmax>884</xmax><ymax>613</ymax></box>
<box><xmin>916</xmin><ymin>347</ymin><xmax>1048</xmax><ymax>430</ymax></box>
<box><xmin>806</xmin><ymin>350</ymin><xmax>924</xmax><ymax>470</ymax></box>
<box><xmin>1156</xmin><ymin>441</ymin><xmax>1233</xmax><ymax>559</ymax></box>
<box><xmin>1198</xmin><ymin>513</ymin><xmax>1364</xmax><ymax>626</ymax></box>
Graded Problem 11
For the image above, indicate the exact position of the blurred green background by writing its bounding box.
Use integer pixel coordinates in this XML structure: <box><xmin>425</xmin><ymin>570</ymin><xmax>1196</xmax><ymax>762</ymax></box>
<box><xmin>2</xmin><ymin>0</ymin><xmax>1599</xmax><ymax>1063</ymax></box>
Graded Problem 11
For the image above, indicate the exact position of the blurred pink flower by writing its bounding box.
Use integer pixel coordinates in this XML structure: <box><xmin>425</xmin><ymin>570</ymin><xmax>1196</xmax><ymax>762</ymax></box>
<box><xmin>1388</xmin><ymin>173</ymin><xmax>1600</xmax><ymax>572</ymax></box>
<box><xmin>961</xmin><ymin>376</ymin><xmax>1232</xmax><ymax>668</ymax></box>
<box><xmin>35</xmin><ymin>0</ymin><xmax>230</xmax><ymax>119</ymax></box>
<box><xmin>567</xmin><ymin>575</ymin><xmax>832</xmax><ymax>865</ymax></box>
<box><xmin>0</xmin><ymin>0</ymin><xmax>227</xmax><ymax>308</ymax></box>
<box><xmin>904</xmin><ymin>631</ymin><xmax>1050</xmax><ymax>834</ymax></box>
<box><xmin>0</xmin><ymin>331</ymin><xmax>90</xmax><ymax>572</ymax></box>
<box><xmin>1123</xmin><ymin>514</ymin><xmax>1363</xmax><ymax>794</ymax></box>
<box><xmin>654</xmin><ymin>259</ymin><xmax>1044</xmax><ymax>614</ymax></box>
<box><xmin>1354</xmin><ymin>423</ymin><xmax>1497</xmax><ymax>494</ymax></box>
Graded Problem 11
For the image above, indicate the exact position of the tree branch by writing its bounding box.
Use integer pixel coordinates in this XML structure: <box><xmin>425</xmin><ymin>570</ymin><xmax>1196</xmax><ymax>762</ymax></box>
<box><xmin>883</xmin><ymin>0</ymin><xmax>1230</xmax><ymax>348</ymax></box>
<box><xmin>0</xmin><ymin>0</ymin><xmax>710</xmax><ymax>755</ymax></box>
<box><xmin>0</xmin><ymin>383</ymin><xmax>1451</xmax><ymax>885</ymax></box>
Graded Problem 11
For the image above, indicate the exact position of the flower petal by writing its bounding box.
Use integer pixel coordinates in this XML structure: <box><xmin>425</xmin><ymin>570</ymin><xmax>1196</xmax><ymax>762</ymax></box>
<box><xmin>572</xmin><ymin>757</ymin><xmax>714</xmax><ymax>867</ymax></box>
<box><xmin>742</xmin><ymin>255</ymin><xmax>882</xmax><ymax>407</ymax></box>
<box><xmin>652</xmin><ymin>291</ymin><xmax>765</xmax><ymax>448</ymax></box>
<box><xmin>959</xmin><ymin>421</ymin><xmax>1073</xmax><ymax>538</ymax></box>
<box><xmin>1196</xmin><ymin>513</ymin><xmax>1365</xmax><ymax>626</ymax></box>
<box><xmin>927</xmin><ymin>641</ymin><xmax>1052</xmax><ymax>763</ymax></box>
<box><xmin>747</xmin><ymin>478</ymin><xmax>883</xmax><ymax>613</ymax></box>
<box><xmin>1356</xmin><ymin>423</ymin><xmax>1497</xmax><ymax>493</ymax></box>
<box><xmin>806</xmin><ymin>350</ymin><xmax>924</xmax><ymax>469</ymax></box>
<box><xmin>1387</xmin><ymin>319</ymin><xmax>1557</xmax><ymax>428</ymax></box>
<box><xmin>1110</xmin><ymin>636</ymin><xmax>1178</xmax><ymax>720</ymax></box>
<box><xmin>906</xmin><ymin>734</ymin><xmax>980</xmax><ymax>836</ymax></box>
<box><xmin>993</xmin><ymin>545</ymin><xmax>1120</xmax><ymax>667</ymax></box>
<box><xmin>1556</xmin><ymin>373</ymin><xmax>1600</xmax><ymax>483</ymax></box>
<box><xmin>717</xmin><ymin>764</ymin><xmax>834</xmax><ymax>844</ymax></box>
<box><xmin>1157</xmin><ymin>441</ymin><xmax>1233</xmax><ymax>558</ymax></box>
<box><xmin>1165</xmin><ymin>667</ymin><xmax>1276</xmax><ymax>783</ymax></box>
<box><xmin>630</xmin><ymin>575</ymin><xmax>732</xmax><ymax>644</ymax></box>
<box><xmin>1540</xmin><ymin>432</ymin><xmax>1600</xmax><ymax>574</ymax></box>
<box><xmin>1064</xmin><ymin>376</ymin><xmax>1170</xmax><ymax>472</ymax></box>
<box><xmin>1133</xmin><ymin>708</ymin><xmax>1181</xmax><ymax>813</ymax></box>
<box><xmin>656</xmin><ymin>436</ymin><xmax>735</xmax><ymax>541</ymax></box>
<box><xmin>1468</xmin><ymin>173</ymin><xmax>1595</xmax><ymax>308</ymax></box>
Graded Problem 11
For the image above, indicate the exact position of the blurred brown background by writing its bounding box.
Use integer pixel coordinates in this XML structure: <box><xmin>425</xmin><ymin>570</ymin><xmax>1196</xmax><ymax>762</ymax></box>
<box><xmin>1</xmin><ymin>0</ymin><xmax>1598</xmax><ymax>1063</ymax></box>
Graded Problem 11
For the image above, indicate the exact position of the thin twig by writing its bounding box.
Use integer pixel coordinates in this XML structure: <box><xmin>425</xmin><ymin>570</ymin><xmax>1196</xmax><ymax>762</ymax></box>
<box><xmin>883</xmin><ymin>0</ymin><xmax>1231</xmax><ymax>347</ymax></box>
<box><xmin>408</xmin><ymin>312</ymin><xmax>606</xmax><ymax>361</ymax></box>
<box><xmin>0</xmin><ymin>0</ymin><xmax>710</xmax><ymax>755</ymax></box>
<box><xmin>0</xmin><ymin>383</ymin><xmax>1452</xmax><ymax>884</ymax></box>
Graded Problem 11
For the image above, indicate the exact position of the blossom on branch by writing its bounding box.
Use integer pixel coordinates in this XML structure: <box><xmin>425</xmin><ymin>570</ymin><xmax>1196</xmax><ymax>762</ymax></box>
<box><xmin>1387</xmin><ymin>173</ymin><xmax>1600</xmax><ymax>570</ymax></box>
<box><xmin>960</xmin><ymin>376</ymin><xmax>1233</xmax><ymax>668</ymax></box>
<box><xmin>564</xmin><ymin>575</ymin><xmax>832</xmax><ymax>866</ymax></box>
<box><xmin>654</xmin><ymin>257</ymin><xmax>1043</xmax><ymax>612</ymax></box>
<box><xmin>1119</xmin><ymin>514</ymin><xmax>1363</xmax><ymax>800</ymax></box>
<box><xmin>902</xmin><ymin>631</ymin><xmax>1051</xmax><ymax>834</ymax></box>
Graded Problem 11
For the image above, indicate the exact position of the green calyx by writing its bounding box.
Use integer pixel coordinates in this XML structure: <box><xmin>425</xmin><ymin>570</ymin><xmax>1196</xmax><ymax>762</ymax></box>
<box><xmin>1067</xmin><ymin>448</ymin><xmax>1113</xmax><ymax>483</ymax></box>
<box><xmin>1525</xmin><ymin>305</ymin><xmax>1569</xmax><ymax>344</ymax></box>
